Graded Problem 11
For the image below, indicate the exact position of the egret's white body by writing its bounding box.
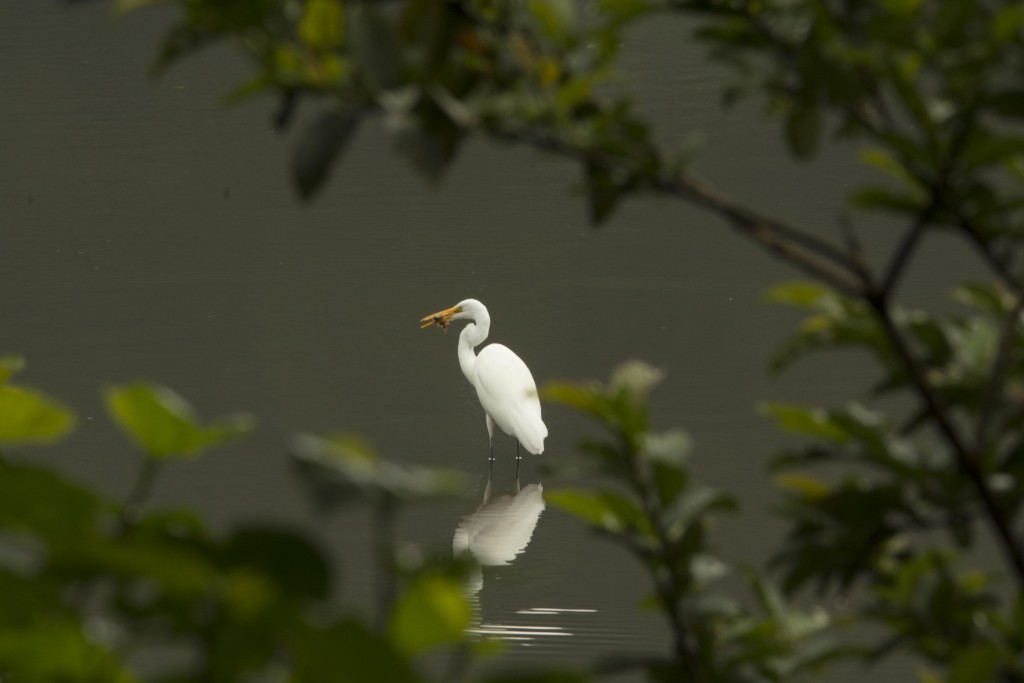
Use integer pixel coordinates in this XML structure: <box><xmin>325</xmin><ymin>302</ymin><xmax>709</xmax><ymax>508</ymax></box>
<box><xmin>421</xmin><ymin>299</ymin><xmax>547</xmax><ymax>456</ymax></box>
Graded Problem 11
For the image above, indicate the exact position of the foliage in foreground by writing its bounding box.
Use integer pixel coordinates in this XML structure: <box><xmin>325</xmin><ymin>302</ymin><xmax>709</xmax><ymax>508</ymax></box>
<box><xmin>0</xmin><ymin>355</ymin><xmax>848</xmax><ymax>683</ymax></box>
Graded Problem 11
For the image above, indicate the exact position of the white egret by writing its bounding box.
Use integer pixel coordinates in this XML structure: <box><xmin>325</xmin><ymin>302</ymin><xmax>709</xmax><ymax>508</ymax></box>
<box><xmin>420</xmin><ymin>299</ymin><xmax>548</xmax><ymax>467</ymax></box>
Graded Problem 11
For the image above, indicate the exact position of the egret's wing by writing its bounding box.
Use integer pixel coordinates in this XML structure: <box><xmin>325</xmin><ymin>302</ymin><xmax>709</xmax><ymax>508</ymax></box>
<box><xmin>475</xmin><ymin>344</ymin><xmax>547</xmax><ymax>453</ymax></box>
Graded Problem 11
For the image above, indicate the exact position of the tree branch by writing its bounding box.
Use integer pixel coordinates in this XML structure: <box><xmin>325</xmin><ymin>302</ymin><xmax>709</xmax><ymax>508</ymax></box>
<box><xmin>878</xmin><ymin>199</ymin><xmax>936</xmax><ymax>301</ymax></box>
<box><xmin>483</xmin><ymin>121</ymin><xmax>862</xmax><ymax>297</ymax></box>
<box><xmin>868</xmin><ymin>296</ymin><xmax>1024</xmax><ymax>592</ymax></box>
<box><xmin>960</xmin><ymin>217</ymin><xmax>1024</xmax><ymax>300</ymax></box>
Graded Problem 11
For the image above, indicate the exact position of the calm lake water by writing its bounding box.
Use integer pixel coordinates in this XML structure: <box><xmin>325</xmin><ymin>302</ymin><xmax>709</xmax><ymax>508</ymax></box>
<box><xmin>1</xmin><ymin>3</ymin><xmax>974</xmax><ymax>678</ymax></box>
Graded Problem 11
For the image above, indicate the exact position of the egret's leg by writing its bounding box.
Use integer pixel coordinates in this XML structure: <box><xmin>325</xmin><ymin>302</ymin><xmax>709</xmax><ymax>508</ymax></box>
<box><xmin>515</xmin><ymin>441</ymin><xmax>522</xmax><ymax>493</ymax></box>
<box><xmin>483</xmin><ymin>457</ymin><xmax>493</xmax><ymax>505</ymax></box>
<box><xmin>485</xmin><ymin>414</ymin><xmax>496</xmax><ymax>463</ymax></box>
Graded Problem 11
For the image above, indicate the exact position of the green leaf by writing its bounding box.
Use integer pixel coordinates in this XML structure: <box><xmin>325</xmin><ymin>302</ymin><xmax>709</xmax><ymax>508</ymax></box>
<box><xmin>610</xmin><ymin>360</ymin><xmax>664</xmax><ymax>397</ymax></box>
<box><xmin>390</xmin><ymin>574</ymin><xmax>470</xmax><ymax>655</ymax></box>
<box><xmin>529</xmin><ymin>0</ymin><xmax>577</xmax><ymax>44</ymax></box>
<box><xmin>992</xmin><ymin>6</ymin><xmax>1024</xmax><ymax>42</ymax></box>
<box><xmin>293</xmin><ymin>108</ymin><xmax>361</xmax><ymax>200</ymax></box>
<box><xmin>760</xmin><ymin>403</ymin><xmax>850</xmax><ymax>442</ymax></box>
<box><xmin>948</xmin><ymin>643</ymin><xmax>1004</xmax><ymax>683</ymax></box>
<box><xmin>860</xmin><ymin>148</ymin><xmax>917</xmax><ymax>184</ymax></box>
<box><xmin>350</xmin><ymin>4</ymin><xmax>403</xmax><ymax>91</ymax></box>
<box><xmin>481</xmin><ymin>673</ymin><xmax>590</xmax><ymax>683</ymax></box>
<box><xmin>104</xmin><ymin>382</ymin><xmax>254</xmax><ymax>459</ymax></box>
<box><xmin>291</xmin><ymin>619</ymin><xmax>423</xmax><ymax>683</ymax></box>
<box><xmin>785</xmin><ymin>103</ymin><xmax>820</xmax><ymax>160</ymax></box>
<box><xmin>299</xmin><ymin>0</ymin><xmax>344</xmax><ymax>50</ymax></box>
<box><xmin>585</xmin><ymin>162</ymin><xmax>625</xmax><ymax>225</ymax></box>
<box><xmin>886</xmin><ymin>58</ymin><xmax>935</xmax><ymax>142</ymax></box>
<box><xmin>988</xmin><ymin>90</ymin><xmax>1024</xmax><ymax>119</ymax></box>
<box><xmin>221</xmin><ymin>526</ymin><xmax>330</xmax><ymax>600</ymax></box>
<box><xmin>114</xmin><ymin>0</ymin><xmax>171</xmax><ymax>14</ymax></box>
<box><xmin>774</xmin><ymin>473</ymin><xmax>830</xmax><ymax>499</ymax></box>
<box><xmin>541</xmin><ymin>382</ymin><xmax>606</xmax><ymax>416</ymax></box>
<box><xmin>763</xmin><ymin>282</ymin><xmax>837</xmax><ymax>310</ymax></box>
<box><xmin>850</xmin><ymin>186</ymin><xmax>925</xmax><ymax>214</ymax></box>
<box><xmin>598</xmin><ymin>0</ymin><xmax>655</xmax><ymax>24</ymax></box>
<box><xmin>290</xmin><ymin>433</ymin><xmax>467</xmax><ymax>508</ymax></box>
<box><xmin>393</xmin><ymin>100</ymin><xmax>463</xmax><ymax>184</ymax></box>
<box><xmin>765</xmin><ymin>283</ymin><xmax>887</xmax><ymax>373</ymax></box>
<box><xmin>641</xmin><ymin>430</ymin><xmax>692</xmax><ymax>467</ymax></box>
<box><xmin>0</xmin><ymin>618</ymin><xmax>134</xmax><ymax>683</ymax></box>
<box><xmin>0</xmin><ymin>462</ymin><xmax>99</xmax><ymax>542</ymax></box>
<box><xmin>663</xmin><ymin>486</ymin><xmax>736</xmax><ymax>538</ymax></box>
<box><xmin>0</xmin><ymin>385</ymin><xmax>76</xmax><ymax>445</ymax></box>
<box><xmin>547</xmin><ymin>488</ymin><xmax>651</xmax><ymax>536</ymax></box>
<box><xmin>953</xmin><ymin>283</ymin><xmax>1013</xmax><ymax>314</ymax></box>
<box><xmin>0</xmin><ymin>355</ymin><xmax>25</xmax><ymax>385</ymax></box>
<box><xmin>963</xmin><ymin>131</ymin><xmax>1024</xmax><ymax>169</ymax></box>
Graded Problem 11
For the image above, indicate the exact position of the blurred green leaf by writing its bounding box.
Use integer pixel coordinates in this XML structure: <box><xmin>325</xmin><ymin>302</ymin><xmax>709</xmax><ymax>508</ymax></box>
<box><xmin>947</xmin><ymin>643</ymin><xmax>1003</xmax><ymax>683</ymax></box>
<box><xmin>765</xmin><ymin>283</ymin><xmax>888</xmax><ymax>374</ymax></box>
<box><xmin>598</xmin><ymin>0</ymin><xmax>656</xmax><ymax>24</ymax></box>
<box><xmin>293</xmin><ymin>107</ymin><xmax>361</xmax><ymax>200</ymax></box>
<box><xmin>610</xmin><ymin>360</ymin><xmax>664</xmax><ymax>397</ymax></box>
<box><xmin>850</xmin><ymin>186</ymin><xmax>925</xmax><ymax>214</ymax></box>
<box><xmin>542</xmin><ymin>381</ymin><xmax>607</xmax><ymax>417</ymax></box>
<box><xmin>114</xmin><ymin>0</ymin><xmax>171</xmax><ymax>14</ymax></box>
<box><xmin>0</xmin><ymin>355</ymin><xmax>26</xmax><ymax>385</ymax></box>
<box><xmin>481</xmin><ymin>673</ymin><xmax>590</xmax><ymax>683</ymax></box>
<box><xmin>952</xmin><ymin>283</ymin><xmax>1013</xmax><ymax>315</ymax></box>
<box><xmin>350</xmin><ymin>4</ymin><xmax>403</xmax><ymax>91</ymax></box>
<box><xmin>641</xmin><ymin>430</ymin><xmax>692</xmax><ymax>466</ymax></box>
<box><xmin>528</xmin><ymin>0</ymin><xmax>573</xmax><ymax>43</ymax></box>
<box><xmin>760</xmin><ymin>403</ymin><xmax>850</xmax><ymax>442</ymax></box>
<box><xmin>104</xmin><ymin>382</ymin><xmax>253</xmax><ymax>459</ymax></box>
<box><xmin>764</xmin><ymin>282</ymin><xmax>832</xmax><ymax>308</ymax></box>
<box><xmin>0</xmin><ymin>385</ymin><xmax>76</xmax><ymax>445</ymax></box>
<box><xmin>988</xmin><ymin>90</ymin><xmax>1024</xmax><ymax>119</ymax></box>
<box><xmin>291</xmin><ymin>619</ymin><xmax>423</xmax><ymax>683</ymax></box>
<box><xmin>547</xmin><ymin>489</ymin><xmax>646</xmax><ymax>533</ymax></box>
<box><xmin>290</xmin><ymin>432</ymin><xmax>467</xmax><ymax>508</ymax></box>
<box><xmin>585</xmin><ymin>162</ymin><xmax>624</xmax><ymax>225</ymax></box>
<box><xmin>299</xmin><ymin>0</ymin><xmax>344</xmax><ymax>50</ymax></box>
<box><xmin>390</xmin><ymin>573</ymin><xmax>470</xmax><ymax>655</ymax></box>
<box><xmin>0</xmin><ymin>462</ymin><xmax>99</xmax><ymax>543</ymax></box>
<box><xmin>0</xmin><ymin>618</ymin><xmax>134</xmax><ymax>683</ymax></box>
<box><xmin>393</xmin><ymin>98</ymin><xmax>463</xmax><ymax>183</ymax></box>
<box><xmin>221</xmin><ymin>526</ymin><xmax>330</xmax><ymax>601</ymax></box>
<box><xmin>774</xmin><ymin>473</ymin><xmax>830</xmax><ymax>499</ymax></box>
<box><xmin>663</xmin><ymin>486</ymin><xmax>736</xmax><ymax>539</ymax></box>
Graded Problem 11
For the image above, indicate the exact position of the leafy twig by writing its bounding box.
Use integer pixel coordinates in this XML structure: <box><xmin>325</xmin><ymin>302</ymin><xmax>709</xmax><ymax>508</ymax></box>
<box><xmin>868</xmin><ymin>296</ymin><xmax>1024</xmax><ymax>591</ymax></box>
<box><xmin>975</xmin><ymin>295</ymin><xmax>1024</xmax><ymax>457</ymax></box>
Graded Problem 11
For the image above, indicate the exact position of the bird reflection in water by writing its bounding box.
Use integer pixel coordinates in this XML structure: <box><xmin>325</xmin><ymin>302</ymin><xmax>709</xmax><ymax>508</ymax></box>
<box><xmin>454</xmin><ymin>466</ymin><xmax>593</xmax><ymax>643</ymax></box>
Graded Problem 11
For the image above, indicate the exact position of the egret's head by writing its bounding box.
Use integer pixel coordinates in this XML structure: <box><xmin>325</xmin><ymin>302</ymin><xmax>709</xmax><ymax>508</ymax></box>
<box><xmin>419</xmin><ymin>299</ymin><xmax>485</xmax><ymax>329</ymax></box>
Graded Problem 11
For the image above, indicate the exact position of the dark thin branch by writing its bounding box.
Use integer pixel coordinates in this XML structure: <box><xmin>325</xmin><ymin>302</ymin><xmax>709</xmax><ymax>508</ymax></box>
<box><xmin>960</xmin><ymin>218</ymin><xmax>1024</xmax><ymax>299</ymax></box>
<box><xmin>622</xmin><ymin>438</ymin><xmax>702</xmax><ymax>679</ymax></box>
<box><xmin>880</xmin><ymin>108</ymin><xmax>977</xmax><ymax>301</ymax></box>
<box><xmin>868</xmin><ymin>297</ymin><xmax>1024</xmax><ymax>592</ymax></box>
<box><xmin>879</xmin><ymin>201</ymin><xmax>935</xmax><ymax>301</ymax></box>
<box><xmin>483</xmin><ymin>121</ymin><xmax>862</xmax><ymax>297</ymax></box>
<box><xmin>838</xmin><ymin>212</ymin><xmax>875</xmax><ymax>289</ymax></box>
<box><xmin>661</xmin><ymin>173</ymin><xmax>863</xmax><ymax>297</ymax></box>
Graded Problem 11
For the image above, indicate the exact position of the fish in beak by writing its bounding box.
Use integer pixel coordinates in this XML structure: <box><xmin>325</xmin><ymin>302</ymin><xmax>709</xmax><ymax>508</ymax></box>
<box><xmin>419</xmin><ymin>305</ymin><xmax>461</xmax><ymax>330</ymax></box>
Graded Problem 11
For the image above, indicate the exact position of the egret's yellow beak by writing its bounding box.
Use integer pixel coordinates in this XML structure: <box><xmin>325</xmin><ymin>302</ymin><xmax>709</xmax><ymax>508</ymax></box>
<box><xmin>419</xmin><ymin>305</ymin><xmax>461</xmax><ymax>330</ymax></box>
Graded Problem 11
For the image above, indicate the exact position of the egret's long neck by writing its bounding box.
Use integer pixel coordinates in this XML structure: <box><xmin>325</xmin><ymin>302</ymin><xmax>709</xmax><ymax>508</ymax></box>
<box><xmin>458</xmin><ymin>315</ymin><xmax>490</xmax><ymax>382</ymax></box>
